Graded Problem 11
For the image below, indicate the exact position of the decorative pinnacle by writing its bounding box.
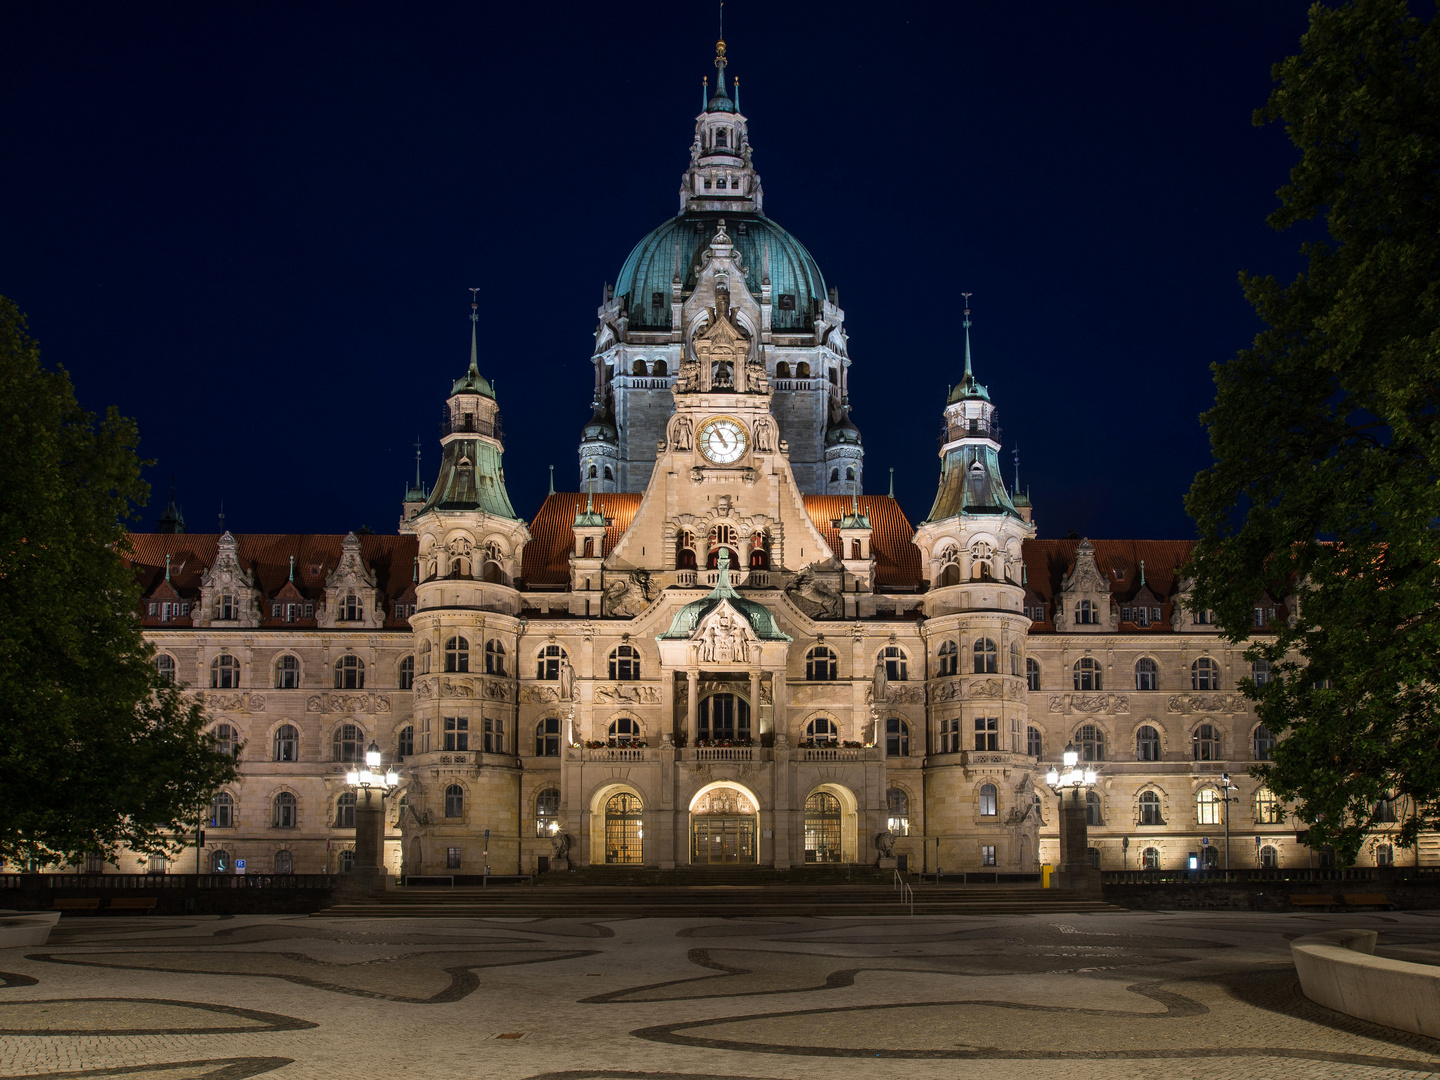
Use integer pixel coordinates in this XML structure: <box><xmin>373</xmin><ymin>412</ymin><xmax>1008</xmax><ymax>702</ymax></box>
<box><xmin>165</xmin><ymin>552</ymin><xmax>171</xmax><ymax>583</ymax></box>
<box><xmin>548</xmin><ymin>464</ymin><xmax>555</xmax><ymax>496</ymax></box>
<box><xmin>288</xmin><ymin>554</ymin><xmax>295</xmax><ymax>582</ymax></box>
<box><xmin>414</xmin><ymin>437</ymin><xmax>423</xmax><ymax>489</ymax></box>
<box><xmin>889</xmin><ymin>467</ymin><xmax>895</xmax><ymax>498</ymax></box>
<box><xmin>467</xmin><ymin>288</ymin><xmax>480</xmax><ymax>374</ymax></box>
<box><xmin>961</xmin><ymin>291</ymin><xmax>974</xmax><ymax>378</ymax></box>
<box><xmin>1140</xmin><ymin>559</ymin><xmax>1146</xmax><ymax>587</ymax></box>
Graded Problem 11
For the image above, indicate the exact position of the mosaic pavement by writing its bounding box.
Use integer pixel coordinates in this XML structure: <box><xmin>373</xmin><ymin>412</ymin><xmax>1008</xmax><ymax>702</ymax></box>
<box><xmin>2</xmin><ymin>909</ymin><xmax>1440</xmax><ymax>1079</ymax></box>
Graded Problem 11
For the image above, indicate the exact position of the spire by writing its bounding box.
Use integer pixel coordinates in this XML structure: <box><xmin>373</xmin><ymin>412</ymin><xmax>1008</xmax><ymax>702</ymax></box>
<box><xmin>548</xmin><ymin>465</ymin><xmax>555</xmax><ymax>496</ymax></box>
<box><xmin>217</xmin><ymin>500</ymin><xmax>225</xmax><ymax>532</ymax></box>
<box><xmin>164</xmin><ymin>553</ymin><xmax>171</xmax><ymax>583</ymax></box>
<box><xmin>414</xmin><ymin>438</ymin><xmax>423</xmax><ymax>490</ymax></box>
<box><xmin>1140</xmin><ymin>559</ymin><xmax>1146</xmax><ymax>587</ymax></box>
<box><xmin>157</xmin><ymin>477</ymin><xmax>186</xmax><ymax>534</ymax></box>
<box><xmin>1013</xmin><ymin>445</ymin><xmax>1020</xmax><ymax>493</ymax></box>
<box><xmin>288</xmin><ymin>555</ymin><xmax>294</xmax><ymax>583</ymax></box>
<box><xmin>889</xmin><ymin>467</ymin><xmax>895</xmax><ymax>498</ymax></box>
<box><xmin>468</xmin><ymin>287</ymin><xmax>480</xmax><ymax>377</ymax></box>
<box><xmin>962</xmin><ymin>291</ymin><xmax>974</xmax><ymax>379</ymax></box>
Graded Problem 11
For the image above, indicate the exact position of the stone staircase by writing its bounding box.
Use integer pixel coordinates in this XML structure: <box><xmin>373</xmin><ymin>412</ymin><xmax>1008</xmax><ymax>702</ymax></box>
<box><xmin>316</xmin><ymin>873</ymin><xmax>1124</xmax><ymax>918</ymax></box>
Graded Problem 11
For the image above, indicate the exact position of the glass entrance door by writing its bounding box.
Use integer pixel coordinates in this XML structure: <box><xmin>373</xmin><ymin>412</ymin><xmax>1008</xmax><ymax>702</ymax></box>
<box><xmin>605</xmin><ymin>792</ymin><xmax>644</xmax><ymax>864</ymax></box>
<box><xmin>804</xmin><ymin>791</ymin><xmax>843</xmax><ymax>863</ymax></box>
<box><xmin>692</xmin><ymin>817</ymin><xmax>756</xmax><ymax>864</ymax></box>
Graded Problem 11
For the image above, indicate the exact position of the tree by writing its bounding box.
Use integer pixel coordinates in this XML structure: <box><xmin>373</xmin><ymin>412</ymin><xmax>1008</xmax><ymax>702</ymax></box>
<box><xmin>1185</xmin><ymin>0</ymin><xmax>1440</xmax><ymax>864</ymax></box>
<box><xmin>0</xmin><ymin>297</ymin><xmax>235</xmax><ymax>868</ymax></box>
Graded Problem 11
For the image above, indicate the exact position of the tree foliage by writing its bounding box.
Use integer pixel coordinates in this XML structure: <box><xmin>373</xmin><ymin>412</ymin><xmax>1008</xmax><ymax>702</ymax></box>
<box><xmin>1186</xmin><ymin>0</ymin><xmax>1440</xmax><ymax>863</ymax></box>
<box><xmin>0</xmin><ymin>296</ymin><xmax>234</xmax><ymax>867</ymax></box>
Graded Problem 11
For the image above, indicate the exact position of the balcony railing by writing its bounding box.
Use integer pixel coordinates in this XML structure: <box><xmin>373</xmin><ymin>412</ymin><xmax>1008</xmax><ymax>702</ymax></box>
<box><xmin>440</xmin><ymin>410</ymin><xmax>503</xmax><ymax>441</ymax></box>
<box><xmin>772</xmin><ymin>377</ymin><xmax>827</xmax><ymax>391</ymax></box>
<box><xmin>800</xmin><ymin>746</ymin><xmax>864</xmax><ymax>762</ymax></box>
<box><xmin>692</xmin><ymin>746</ymin><xmax>755</xmax><ymax>762</ymax></box>
<box><xmin>583</xmin><ymin>746</ymin><xmax>649</xmax><ymax>762</ymax></box>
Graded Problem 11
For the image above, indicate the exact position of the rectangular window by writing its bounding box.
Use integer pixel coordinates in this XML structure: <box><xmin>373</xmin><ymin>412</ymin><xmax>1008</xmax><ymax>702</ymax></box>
<box><xmin>422</xmin><ymin>718</ymin><xmax>432</xmax><ymax>754</ymax></box>
<box><xmin>271</xmin><ymin>603</ymin><xmax>281</xmax><ymax>617</ymax></box>
<box><xmin>444</xmin><ymin>717</ymin><xmax>468</xmax><ymax>752</ymax></box>
<box><xmin>973</xmin><ymin>717</ymin><xmax>999</xmax><ymax>752</ymax></box>
<box><xmin>446</xmin><ymin>847</ymin><xmax>461</xmax><ymax>869</ymax></box>
<box><xmin>940</xmin><ymin>717</ymin><xmax>961</xmax><ymax>753</ymax></box>
<box><xmin>484</xmin><ymin>717</ymin><xmax>504</xmax><ymax>754</ymax></box>
<box><xmin>304</xmin><ymin>603</ymin><xmax>314</xmax><ymax>618</ymax></box>
<box><xmin>1010</xmin><ymin>718</ymin><xmax>1021</xmax><ymax>753</ymax></box>
<box><xmin>980</xmin><ymin>845</ymin><xmax>997</xmax><ymax>867</ymax></box>
<box><xmin>148</xmin><ymin>602</ymin><xmax>157</xmax><ymax>615</ymax></box>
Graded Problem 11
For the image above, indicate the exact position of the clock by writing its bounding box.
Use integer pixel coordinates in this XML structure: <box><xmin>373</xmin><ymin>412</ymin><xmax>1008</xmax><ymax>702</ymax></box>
<box><xmin>697</xmin><ymin>417</ymin><xmax>749</xmax><ymax>465</ymax></box>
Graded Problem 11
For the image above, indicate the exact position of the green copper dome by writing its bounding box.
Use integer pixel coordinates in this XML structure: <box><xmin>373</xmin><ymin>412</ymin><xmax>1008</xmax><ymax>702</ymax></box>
<box><xmin>615</xmin><ymin>211</ymin><xmax>826</xmax><ymax>333</ymax></box>
<box><xmin>658</xmin><ymin>553</ymin><xmax>791</xmax><ymax>642</ymax></box>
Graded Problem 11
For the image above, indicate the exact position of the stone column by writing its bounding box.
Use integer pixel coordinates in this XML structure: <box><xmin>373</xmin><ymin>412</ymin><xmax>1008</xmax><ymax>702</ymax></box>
<box><xmin>686</xmin><ymin>669</ymin><xmax>699</xmax><ymax>744</ymax></box>
<box><xmin>750</xmin><ymin>668</ymin><xmax>762</xmax><ymax>739</ymax></box>
<box><xmin>1056</xmin><ymin>787</ymin><xmax>1102</xmax><ymax>897</ymax></box>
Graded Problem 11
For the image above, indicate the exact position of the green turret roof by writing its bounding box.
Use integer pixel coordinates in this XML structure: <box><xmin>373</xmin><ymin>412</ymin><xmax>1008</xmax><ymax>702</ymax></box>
<box><xmin>658</xmin><ymin>550</ymin><xmax>791</xmax><ymax>641</ymax></box>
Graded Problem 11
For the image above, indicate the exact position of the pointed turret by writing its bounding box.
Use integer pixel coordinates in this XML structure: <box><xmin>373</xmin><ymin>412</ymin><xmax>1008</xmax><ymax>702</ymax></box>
<box><xmin>157</xmin><ymin>479</ymin><xmax>185</xmax><ymax>534</ymax></box>
<box><xmin>680</xmin><ymin>35</ymin><xmax>763</xmax><ymax>213</ymax></box>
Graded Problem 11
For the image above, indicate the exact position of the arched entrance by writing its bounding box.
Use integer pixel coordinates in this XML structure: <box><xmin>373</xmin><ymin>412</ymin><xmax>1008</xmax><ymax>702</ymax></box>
<box><xmin>804</xmin><ymin>791</ymin><xmax>843</xmax><ymax>863</ymax></box>
<box><xmin>604</xmin><ymin>792</ymin><xmax>644</xmax><ymax>864</ymax></box>
<box><xmin>689</xmin><ymin>784</ymin><xmax>758</xmax><ymax>865</ymax></box>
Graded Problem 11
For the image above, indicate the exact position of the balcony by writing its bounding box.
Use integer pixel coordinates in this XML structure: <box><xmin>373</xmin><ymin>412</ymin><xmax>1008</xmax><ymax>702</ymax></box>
<box><xmin>799</xmin><ymin>746</ymin><xmax>868</xmax><ymax>763</ymax></box>
<box><xmin>440</xmin><ymin>410</ymin><xmax>503</xmax><ymax>441</ymax></box>
<box><xmin>686</xmin><ymin>745</ymin><xmax>763</xmax><ymax>763</ymax></box>
<box><xmin>580</xmin><ymin>745</ymin><xmax>652</xmax><ymax>763</ymax></box>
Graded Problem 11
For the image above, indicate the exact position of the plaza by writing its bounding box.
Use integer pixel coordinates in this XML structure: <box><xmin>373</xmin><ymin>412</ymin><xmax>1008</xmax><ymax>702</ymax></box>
<box><xmin>3</xmin><ymin>909</ymin><xmax>1440</xmax><ymax>1079</ymax></box>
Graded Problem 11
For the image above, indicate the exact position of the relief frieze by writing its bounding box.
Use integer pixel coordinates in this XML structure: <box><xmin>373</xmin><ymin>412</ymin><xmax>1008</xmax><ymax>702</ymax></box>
<box><xmin>1167</xmin><ymin>693</ymin><xmax>1242</xmax><ymax>714</ymax></box>
<box><xmin>594</xmin><ymin>684</ymin><xmax>662</xmax><ymax>705</ymax></box>
<box><xmin>305</xmin><ymin>693</ymin><xmax>391</xmax><ymax>714</ymax></box>
<box><xmin>1047</xmin><ymin>693</ymin><xmax>1130</xmax><ymax>714</ymax></box>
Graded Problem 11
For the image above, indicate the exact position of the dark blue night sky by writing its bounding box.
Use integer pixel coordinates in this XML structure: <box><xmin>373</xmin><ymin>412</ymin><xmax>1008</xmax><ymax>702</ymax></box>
<box><xmin>1</xmin><ymin>2</ymin><xmax>1312</xmax><ymax>540</ymax></box>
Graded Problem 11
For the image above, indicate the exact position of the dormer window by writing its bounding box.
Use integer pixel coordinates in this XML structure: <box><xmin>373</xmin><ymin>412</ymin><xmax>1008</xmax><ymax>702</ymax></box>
<box><xmin>778</xmin><ymin>294</ymin><xmax>795</xmax><ymax>311</ymax></box>
<box><xmin>1075</xmin><ymin>599</ymin><xmax>1099</xmax><ymax>625</ymax></box>
<box><xmin>737</xmin><ymin>221</ymin><xmax>747</xmax><ymax>234</ymax></box>
<box><xmin>341</xmin><ymin>592</ymin><xmax>362</xmax><ymax>621</ymax></box>
<box><xmin>651</xmin><ymin>291</ymin><xmax>664</xmax><ymax>309</ymax></box>
<box><xmin>214</xmin><ymin>592</ymin><xmax>238</xmax><ymax>620</ymax></box>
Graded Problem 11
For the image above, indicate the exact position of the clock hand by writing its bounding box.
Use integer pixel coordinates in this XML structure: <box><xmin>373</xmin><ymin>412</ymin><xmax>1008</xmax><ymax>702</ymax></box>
<box><xmin>715</xmin><ymin>431</ymin><xmax>728</xmax><ymax>448</ymax></box>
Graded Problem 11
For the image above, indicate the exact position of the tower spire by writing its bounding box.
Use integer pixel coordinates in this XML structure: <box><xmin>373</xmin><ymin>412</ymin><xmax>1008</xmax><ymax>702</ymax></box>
<box><xmin>467</xmin><ymin>287</ymin><xmax>480</xmax><ymax>376</ymax></box>
<box><xmin>962</xmin><ymin>291</ymin><xmax>974</xmax><ymax>378</ymax></box>
<box><xmin>548</xmin><ymin>464</ymin><xmax>555</xmax><ymax>496</ymax></box>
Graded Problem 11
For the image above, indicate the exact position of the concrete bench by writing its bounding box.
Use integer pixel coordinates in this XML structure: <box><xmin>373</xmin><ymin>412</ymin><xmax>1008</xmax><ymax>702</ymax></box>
<box><xmin>49</xmin><ymin>898</ymin><xmax>101</xmax><ymax>914</ymax></box>
<box><xmin>105</xmin><ymin>897</ymin><xmax>158</xmax><ymax>914</ymax></box>
<box><xmin>1293</xmin><ymin>929</ymin><xmax>1440</xmax><ymax>1038</ymax></box>
<box><xmin>0</xmin><ymin>910</ymin><xmax>61</xmax><ymax>947</ymax></box>
<box><xmin>1289</xmin><ymin>893</ymin><xmax>1337</xmax><ymax>909</ymax></box>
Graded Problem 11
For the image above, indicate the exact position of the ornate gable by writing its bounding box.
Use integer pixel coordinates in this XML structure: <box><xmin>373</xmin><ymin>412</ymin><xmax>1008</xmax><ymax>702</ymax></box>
<box><xmin>1058</xmin><ymin>538</ymin><xmax>1117</xmax><ymax>631</ymax></box>
<box><xmin>195</xmin><ymin>531</ymin><xmax>260</xmax><ymax>627</ymax></box>
<box><xmin>691</xmin><ymin>600</ymin><xmax>761</xmax><ymax>665</ymax></box>
<box><xmin>319</xmin><ymin>532</ymin><xmax>384</xmax><ymax>629</ymax></box>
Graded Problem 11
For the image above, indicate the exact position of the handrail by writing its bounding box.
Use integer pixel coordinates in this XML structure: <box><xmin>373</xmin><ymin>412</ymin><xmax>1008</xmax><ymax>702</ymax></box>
<box><xmin>893</xmin><ymin>868</ymin><xmax>914</xmax><ymax>916</ymax></box>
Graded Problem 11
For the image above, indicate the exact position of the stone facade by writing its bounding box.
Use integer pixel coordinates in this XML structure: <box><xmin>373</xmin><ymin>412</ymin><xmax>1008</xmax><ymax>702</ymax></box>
<box><xmin>102</xmin><ymin>40</ymin><xmax>1427</xmax><ymax>882</ymax></box>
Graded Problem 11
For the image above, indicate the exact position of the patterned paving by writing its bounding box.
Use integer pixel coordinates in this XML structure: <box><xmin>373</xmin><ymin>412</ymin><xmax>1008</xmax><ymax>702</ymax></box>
<box><xmin>2</xmin><ymin>910</ymin><xmax>1439</xmax><ymax>1079</ymax></box>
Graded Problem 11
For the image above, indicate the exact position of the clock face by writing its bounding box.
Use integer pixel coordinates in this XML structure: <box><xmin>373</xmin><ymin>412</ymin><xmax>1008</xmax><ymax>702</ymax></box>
<box><xmin>698</xmin><ymin>418</ymin><xmax>748</xmax><ymax>465</ymax></box>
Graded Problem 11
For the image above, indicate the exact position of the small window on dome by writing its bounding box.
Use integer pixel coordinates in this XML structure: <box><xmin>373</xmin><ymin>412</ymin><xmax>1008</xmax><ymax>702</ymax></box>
<box><xmin>737</xmin><ymin>222</ymin><xmax>747</xmax><ymax>234</ymax></box>
<box><xmin>717</xmin><ymin>178</ymin><xmax>726</xmax><ymax>189</ymax></box>
<box><xmin>778</xmin><ymin>294</ymin><xmax>795</xmax><ymax>311</ymax></box>
<box><xmin>704</xmin><ymin>179</ymin><xmax>712</xmax><ymax>189</ymax></box>
<box><xmin>651</xmin><ymin>292</ymin><xmax>664</xmax><ymax>309</ymax></box>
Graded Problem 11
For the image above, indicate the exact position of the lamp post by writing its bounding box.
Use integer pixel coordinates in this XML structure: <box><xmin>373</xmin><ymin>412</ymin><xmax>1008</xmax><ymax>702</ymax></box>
<box><xmin>1220</xmin><ymin>772</ymin><xmax>1238</xmax><ymax>880</ymax></box>
<box><xmin>343</xmin><ymin>741</ymin><xmax>400</xmax><ymax>895</ymax></box>
<box><xmin>1045</xmin><ymin>742</ymin><xmax>1100</xmax><ymax>895</ymax></box>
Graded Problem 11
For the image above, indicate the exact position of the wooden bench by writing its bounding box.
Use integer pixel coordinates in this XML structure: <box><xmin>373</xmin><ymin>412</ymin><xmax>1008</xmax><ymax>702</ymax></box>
<box><xmin>1289</xmin><ymin>894</ymin><xmax>1338</xmax><ymax>909</ymax></box>
<box><xmin>1342</xmin><ymin>893</ymin><xmax>1395</xmax><ymax>910</ymax></box>
<box><xmin>105</xmin><ymin>897</ymin><xmax>159</xmax><ymax>914</ymax></box>
<box><xmin>49</xmin><ymin>898</ymin><xmax>101</xmax><ymax>914</ymax></box>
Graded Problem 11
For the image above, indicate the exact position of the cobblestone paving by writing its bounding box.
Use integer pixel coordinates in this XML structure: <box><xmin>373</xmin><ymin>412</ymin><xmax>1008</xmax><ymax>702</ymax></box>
<box><xmin>2</xmin><ymin>910</ymin><xmax>1439</xmax><ymax>1079</ymax></box>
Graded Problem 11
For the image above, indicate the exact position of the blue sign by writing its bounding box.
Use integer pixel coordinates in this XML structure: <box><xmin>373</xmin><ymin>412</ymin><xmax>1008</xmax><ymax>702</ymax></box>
<box><xmin>1200</xmin><ymin>837</ymin><xmax>1209</xmax><ymax>846</ymax></box>
<box><xmin>234</xmin><ymin>858</ymin><xmax>246</xmax><ymax>872</ymax></box>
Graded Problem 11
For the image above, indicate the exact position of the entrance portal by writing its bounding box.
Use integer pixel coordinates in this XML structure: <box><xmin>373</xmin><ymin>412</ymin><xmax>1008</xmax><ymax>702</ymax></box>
<box><xmin>804</xmin><ymin>791</ymin><xmax>842</xmax><ymax>863</ymax></box>
<box><xmin>604</xmin><ymin>792</ymin><xmax>644</xmax><ymax>864</ymax></box>
<box><xmin>690</xmin><ymin>786</ymin><xmax>758</xmax><ymax>866</ymax></box>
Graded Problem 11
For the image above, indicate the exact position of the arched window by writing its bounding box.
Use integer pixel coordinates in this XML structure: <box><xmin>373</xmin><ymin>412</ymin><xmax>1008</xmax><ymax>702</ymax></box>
<box><xmin>1026</xmin><ymin>725</ymin><xmax>1042</xmax><ymax>757</ymax></box>
<box><xmin>1075</xmin><ymin>598</ymin><xmax>1097</xmax><ymax>625</ymax></box>
<box><xmin>485</xmin><ymin>639</ymin><xmax>506</xmax><ymax>675</ymax></box>
<box><xmin>444</xmin><ymin>636</ymin><xmax>470</xmax><ymax>673</ymax></box>
<box><xmin>1075</xmin><ymin>724</ymin><xmax>1105</xmax><ymax>761</ymax></box>
<box><xmin>588</xmin><ymin>464</ymin><xmax>598</xmax><ymax>479</ymax></box>
<box><xmin>211</xmin><ymin>850</ymin><xmax>230</xmax><ymax>873</ymax></box>
<box><xmin>335</xmin><ymin>791</ymin><xmax>356</xmax><ymax>828</ymax></box>
<box><xmin>1136</xmin><ymin>725</ymin><xmax>1160</xmax><ymax>762</ymax></box>
<box><xmin>1191</xmin><ymin>657</ymin><xmax>1219</xmax><ymax>690</ymax></box>
<box><xmin>1135</xmin><ymin>657</ymin><xmax>1159</xmax><ymax>691</ymax></box>
<box><xmin>334</xmin><ymin>655</ymin><xmax>365</xmax><ymax>689</ymax></box>
<box><xmin>846</xmin><ymin>467</ymin><xmax>855</xmax><ymax>481</ymax></box>
<box><xmin>332</xmin><ymin>723</ymin><xmax>363</xmax><ymax>762</ymax></box>
<box><xmin>535</xmin><ymin>788</ymin><xmax>561</xmax><ymax>836</ymax></box>
<box><xmin>937</xmin><ymin>640</ymin><xmax>958</xmax><ymax>676</ymax></box>
<box><xmin>271</xmin><ymin>654</ymin><xmax>299</xmax><ymax>689</ymax></box>
<box><xmin>830</xmin><ymin>468</ymin><xmax>840</xmax><ymax>483</ymax></box>
<box><xmin>608</xmin><ymin>717</ymin><xmax>643</xmax><ymax>746</ymax></box>
<box><xmin>699</xmin><ymin>694</ymin><xmax>749</xmax><ymax>742</ymax></box>
<box><xmin>973</xmin><ymin>638</ymin><xmax>997</xmax><ymax>674</ymax></box>
<box><xmin>1255</xmin><ymin>787</ymin><xmax>1284</xmax><ymax>824</ymax></box>
<box><xmin>444</xmin><ymin>784</ymin><xmax>464</xmax><ymax>818</ymax></box>
<box><xmin>632</xmin><ymin>359</ymin><xmax>647</xmax><ymax>375</ymax></box>
<box><xmin>1010</xmin><ymin>640</ymin><xmax>1022</xmax><ymax>677</ymax></box>
<box><xmin>1086</xmin><ymin>791</ymin><xmax>1103</xmax><ymax>826</ymax></box>
<box><xmin>215</xmin><ymin>591</ymin><xmax>238</xmax><ymax>620</ymax></box>
<box><xmin>340</xmin><ymin>592</ymin><xmax>362</xmax><ymax>621</ymax></box>
<box><xmin>1196</xmin><ymin>788</ymin><xmax>1221</xmax><ymax>826</ymax></box>
<box><xmin>211</xmin><ymin>723</ymin><xmax>237</xmax><ymax>759</ymax></box>
<box><xmin>885</xmin><ymin>718</ymin><xmax>909</xmax><ymax>757</ymax></box>
<box><xmin>398</xmin><ymin>656</ymin><xmax>414</xmax><ymax>690</ymax></box>
<box><xmin>796</xmin><ymin>361</ymin><xmax>811</xmax><ymax>378</ymax></box>
<box><xmin>273</xmin><ymin>724</ymin><xmax>299</xmax><ymax>762</ymax></box>
<box><xmin>805</xmin><ymin>717</ymin><xmax>839</xmax><ymax>745</ymax></box>
<box><xmin>775</xmin><ymin>360</ymin><xmax>791</xmax><ymax>378</ymax></box>
<box><xmin>803</xmin><ymin>790</ymin><xmax>840</xmax><ymax>863</ymax></box>
<box><xmin>1138</xmin><ymin>790</ymin><xmax>1163</xmax><ymax>825</ymax></box>
<box><xmin>535</xmin><ymin>717</ymin><xmax>561</xmax><ymax>757</ymax></box>
<box><xmin>886</xmin><ymin>788</ymin><xmax>910</xmax><ymax>835</ymax></box>
<box><xmin>1253</xmin><ymin>724</ymin><xmax>1275</xmax><ymax>760</ymax></box>
<box><xmin>1142</xmin><ymin>846</ymin><xmax>1161</xmax><ymax>870</ymax></box>
<box><xmin>537</xmin><ymin>644</ymin><xmax>567</xmax><ymax>680</ymax></box>
<box><xmin>1073</xmin><ymin>657</ymin><xmax>1102</xmax><ymax>691</ymax></box>
<box><xmin>397</xmin><ymin>725</ymin><xmax>413</xmax><ymax>759</ymax></box>
<box><xmin>417</xmin><ymin>639</ymin><xmax>431</xmax><ymax>675</ymax></box>
<box><xmin>274</xmin><ymin>850</ymin><xmax>294</xmax><ymax>874</ymax></box>
<box><xmin>1259</xmin><ymin>844</ymin><xmax>1278</xmax><ymax>868</ymax></box>
<box><xmin>979</xmin><ymin>783</ymin><xmax>998</xmax><ymax>817</ymax></box>
<box><xmin>155</xmin><ymin>654</ymin><xmax>176</xmax><ymax>684</ymax></box>
<box><xmin>1192</xmin><ymin>723</ymin><xmax>1221</xmax><ymax>761</ymax></box>
<box><xmin>882</xmin><ymin>646</ymin><xmax>907</xmax><ymax>681</ymax></box>
<box><xmin>609</xmin><ymin>644</ymin><xmax>641</xmax><ymax>680</ymax></box>
<box><xmin>1026</xmin><ymin>656</ymin><xmax>1041</xmax><ymax>691</ymax></box>
<box><xmin>211</xmin><ymin>653</ymin><xmax>240</xmax><ymax>689</ymax></box>
<box><xmin>209</xmin><ymin>791</ymin><xmax>234</xmax><ymax>828</ymax></box>
<box><xmin>273</xmin><ymin>791</ymin><xmax>298</xmax><ymax>828</ymax></box>
<box><xmin>653</xmin><ymin>359</ymin><xmax>667</xmax><ymax>376</ymax></box>
<box><xmin>805</xmin><ymin>646</ymin><xmax>837</xmax><ymax>680</ymax></box>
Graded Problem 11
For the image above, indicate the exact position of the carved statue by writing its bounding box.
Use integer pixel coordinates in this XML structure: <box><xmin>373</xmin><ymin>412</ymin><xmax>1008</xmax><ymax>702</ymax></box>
<box><xmin>875</xmin><ymin>831</ymin><xmax>896</xmax><ymax>859</ymax></box>
<box><xmin>785</xmin><ymin>566</ymin><xmax>843</xmax><ymax>619</ymax></box>
<box><xmin>671</xmin><ymin>415</ymin><xmax>693</xmax><ymax>450</ymax></box>
<box><xmin>697</xmin><ymin>608</ymin><xmax>749</xmax><ymax>664</ymax></box>
<box><xmin>872</xmin><ymin>654</ymin><xmax>888</xmax><ymax>705</ymax></box>
<box><xmin>602</xmin><ymin>570</ymin><xmax>654</xmax><ymax>617</ymax></box>
<box><xmin>550</xmin><ymin>832</ymin><xmax>571</xmax><ymax>861</ymax></box>
<box><xmin>558</xmin><ymin>655</ymin><xmax>575</xmax><ymax>702</ymax></box>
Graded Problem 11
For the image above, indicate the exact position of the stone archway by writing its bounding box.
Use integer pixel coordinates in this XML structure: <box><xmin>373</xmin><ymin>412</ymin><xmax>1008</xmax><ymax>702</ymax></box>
<box><xmin>587</xmin><ymin>783</ymin><xmax>647</xmax><ymax>866</ymax></box>
<box><xmin>688</xmin><ymin>782</ymin><xmax>759</xmax><ymax>866</ymax></box>
<box><xmin>803</xmin><ymin>783</ymin><xmax>859</xmax><ymax>864</ymax></box>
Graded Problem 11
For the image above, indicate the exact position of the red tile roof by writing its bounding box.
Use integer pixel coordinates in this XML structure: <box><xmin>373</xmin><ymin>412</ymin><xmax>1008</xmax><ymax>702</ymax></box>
<box><xmin>522</xmin><ymin>494</ymin><xmax>644</xmax><ymax>586</ymax></box>
<box><xmin>803</xmin><ymin>495</ymin><xmax>924</xmax><ymax>589</ymax></box>
<box><xmin>1021</xmin><ymin>538</ymin><xmax>1195</xmax><ymax>631</ymax></box>
<box><xmin>124</xmin><ymin>533</ymin><xmax>419</xmax><ymax>629</ymax></box>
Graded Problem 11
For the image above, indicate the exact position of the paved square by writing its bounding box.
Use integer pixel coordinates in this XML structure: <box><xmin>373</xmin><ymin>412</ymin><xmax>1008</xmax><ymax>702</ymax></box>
<box><xmin>2</xmin><ymin>910</ymin><xmax>1439</xmax><ymax>1079</ymax></box>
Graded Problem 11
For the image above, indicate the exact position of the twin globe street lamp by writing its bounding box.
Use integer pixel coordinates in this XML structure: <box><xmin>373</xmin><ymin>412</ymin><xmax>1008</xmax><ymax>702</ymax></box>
<box><xmin>1046</xmin><ymin>742</ymin><xmax>1101</xmax><ymax>891</ymax></box>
